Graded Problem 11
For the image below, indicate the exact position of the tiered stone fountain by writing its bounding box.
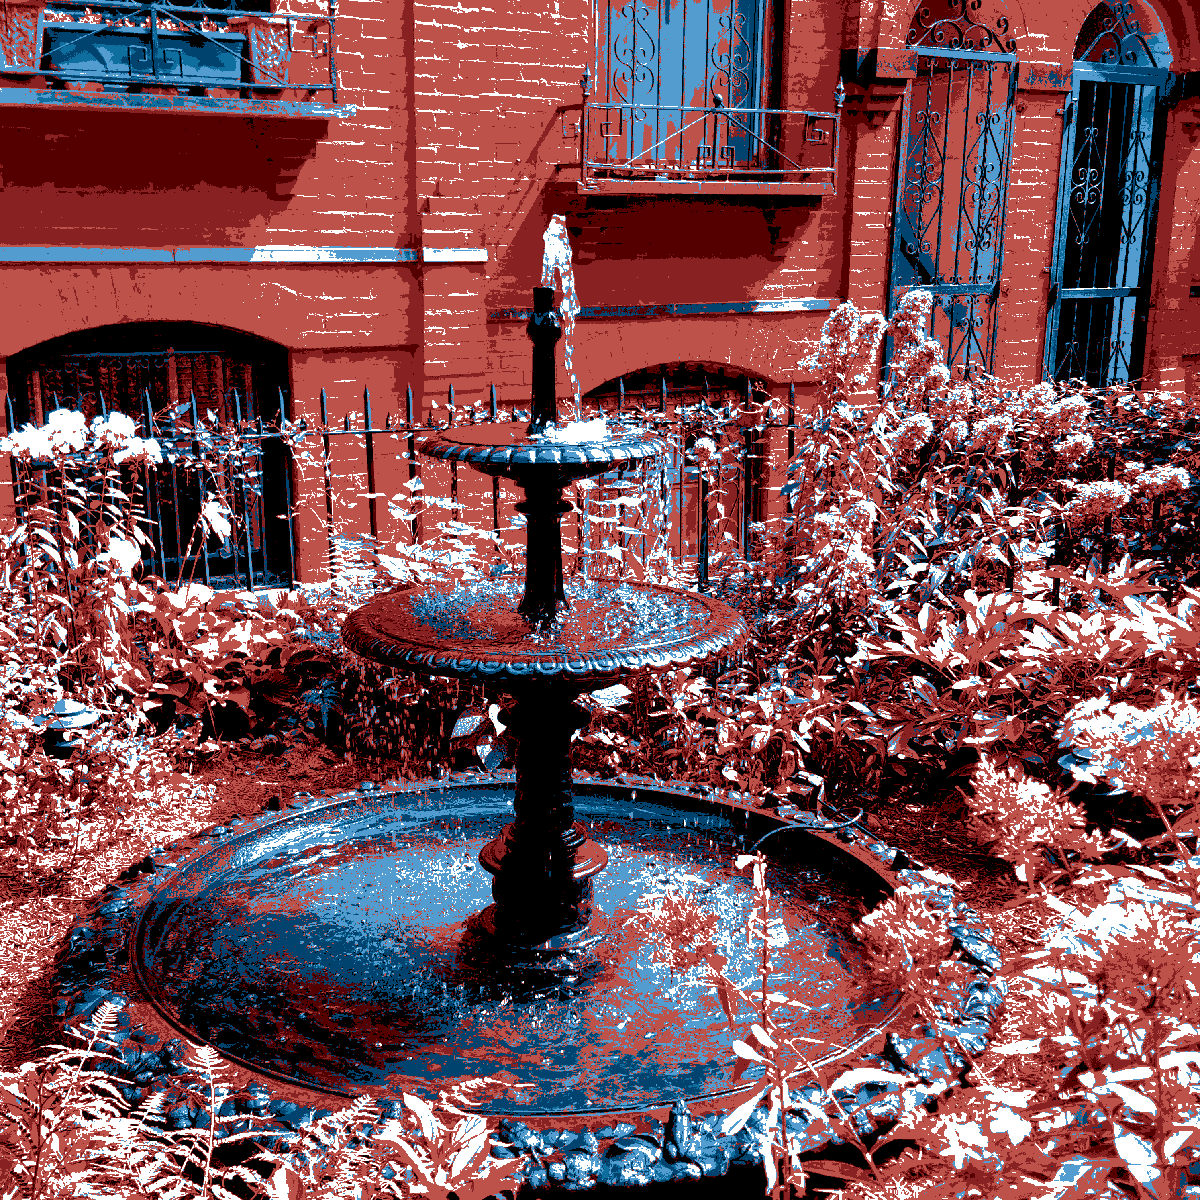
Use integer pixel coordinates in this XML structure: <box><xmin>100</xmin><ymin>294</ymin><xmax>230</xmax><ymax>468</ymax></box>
<box><xmin>340</xmin><ymin>285</ymin><xmax>750</xmax><ymax>959</ymax></box>
<box><xmin>46</xmin><ymin>270</ymin><xmax>1012</xmax><ymax>1193</ymax></box>
<box><xmin>58</xmin><ymin>283</ymin><xmax>931</xmax><ymax>1193</ymax></box>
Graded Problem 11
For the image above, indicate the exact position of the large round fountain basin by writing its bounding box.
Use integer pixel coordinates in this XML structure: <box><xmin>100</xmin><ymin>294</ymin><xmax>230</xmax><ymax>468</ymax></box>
<box><xmin>134</xmin><ymin>781</ymin><xmax>903</xmax><ymax>1116</ymax></box>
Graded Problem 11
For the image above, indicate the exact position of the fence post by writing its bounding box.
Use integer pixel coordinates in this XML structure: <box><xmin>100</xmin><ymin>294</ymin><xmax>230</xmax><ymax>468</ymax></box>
<box><xmin>1005</xmin><ymin>448</ymin><xmax>1019</xmax><ymax>593</ymax></box>
<box><xmin>490</xmin><ymin>384</ymin><xmax>500</xmax><ymax>532</ymax></box>
<box><xmin>232</xmin><ymin>390</ymin><xmax>254</xmax><ymax>592</ymax></box>
<box><xmin>739</xmin><ymin>424</ymin><xmax>748</xmax><ymax>559</ymax></box>
<box><xmin>167</xmin><ymin>400</ymin><xmax>184</xmax><ymax>585</ymax></box>
<box><xmin>448</xmin><ymin>383</ymin><xmax>458</xmax><ymax>511</ymax></box>
<box><xmin>1101</xmin><ymin>452</ymin><xmax>1115</xmax><ymax>575</ymax></box>
<box><xmin>189</xmin><ymin>394</ymin><xmax>212</xmax><ymax>588</ymax></box>
<box><xmin>279</xmin><ymin>387</ymin><xmax>297</xmax><ymax>589</ymax></box>
<box><xmin>5</xmin><ymin>393</ymin><xmax>32</xmax><ymax>605</ymax></box>
<box><xmin>363</xmin><ymin>386</ymin><xmax>378</xmax><ymax>545</ymax></box>
<box><xmin>406</xmin><ymin>385</ymin><xmax>419</xmax><ymax>545</ymax></box>
<box><xmin>319</xmin><ymin>389</ymin><xmax>337</xmax><ymax>585</ymax></box>
<box><xmin>142</xmin><ymin>389</ymin><xmax>167</xmax><ymax>581</ymax></box>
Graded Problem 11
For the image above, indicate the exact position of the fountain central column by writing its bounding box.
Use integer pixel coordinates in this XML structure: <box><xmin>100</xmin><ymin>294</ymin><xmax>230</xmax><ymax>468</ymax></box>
<box><xmin>468</xmin><ymin>285</ymin><xmax>609</xmax><ymax>955</ymax></box>
<box><xmin>518</xmin><ymin>286</ymin><xmax>568</xmax><ymax>630</ymax></box>
<box><xmin>474</xmin><ymin>684</ymin><xmax>608</xmax><ymax>950</ymax></box>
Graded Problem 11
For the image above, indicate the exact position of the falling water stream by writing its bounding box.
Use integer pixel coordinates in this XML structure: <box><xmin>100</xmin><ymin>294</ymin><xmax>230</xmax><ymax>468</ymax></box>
<box><xmin>541</xmin><ymin>214</ymin><xmax>583</xmax><ymax>423</ymax></box>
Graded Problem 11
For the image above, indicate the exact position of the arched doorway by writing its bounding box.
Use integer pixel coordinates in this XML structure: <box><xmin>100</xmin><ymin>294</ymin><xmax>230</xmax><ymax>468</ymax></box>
<box><xmin>885</xmin><ymin>0</ymin><xmax>1020</xmax><ymax>378</ymax></box>
<box><xmin>1043</xmin><ymin>1</ymin><xmax>1173</xmax><ymax>386</ymax></box>
<box><xmin>584</xmin><ymin>362</ymin><xmax>769</xmax><ymax>580</ymax></box>
<box><xmin>4</xmin><ymin>323</ymin><xmax>295</xmax><ymax>592</ymax></box>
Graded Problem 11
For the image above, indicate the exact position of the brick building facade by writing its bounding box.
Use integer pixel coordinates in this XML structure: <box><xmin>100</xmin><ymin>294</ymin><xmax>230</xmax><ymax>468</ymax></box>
<box><xmin>0</xmin><ymin>0</ymin><xmax>1197</xmax><ymax>587</ymax></box>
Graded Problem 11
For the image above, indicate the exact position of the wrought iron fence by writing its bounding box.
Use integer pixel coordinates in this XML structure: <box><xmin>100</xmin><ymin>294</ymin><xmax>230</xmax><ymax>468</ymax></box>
<box><xmin>581</xmin><ymin>97</ymin><xmax>841</xmax><ymax>188</ymax></box>
<box><xmin>22</xmin><ymin>0</ymin><xmax>338</xmax><ymax>98</ymax></box>
<box><xmin>2</xmin><ymin>377</ymin><xmax>796</xmax><ymax>597</ymax></box>
<box><xmin>300</xmin><ymin>378</ymin><xmax>782</xmax><ymax>593</ymax></box>
<box><xmin>3</xmin><ymin>387</ymin><xmax>296</xmax><ymax>594</ymax></box>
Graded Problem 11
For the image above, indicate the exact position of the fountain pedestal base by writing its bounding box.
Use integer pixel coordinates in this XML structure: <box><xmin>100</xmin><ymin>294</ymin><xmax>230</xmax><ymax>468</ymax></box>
<box><xmin>476</xmin><ymin>818</ymin><xmax>610</xmax><ymax>952</ymax></box>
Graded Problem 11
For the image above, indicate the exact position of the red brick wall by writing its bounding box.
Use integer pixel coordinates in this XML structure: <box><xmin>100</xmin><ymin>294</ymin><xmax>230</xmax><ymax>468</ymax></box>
<box><xmin>4</xmin><ymin>0</ymin><xmax>1200</xmax><ymax>587</ymax></box>
<box><xmin>993</xmin><ymin>86</ymin><xmax>1067</xmax><ymax>386</ymax></box>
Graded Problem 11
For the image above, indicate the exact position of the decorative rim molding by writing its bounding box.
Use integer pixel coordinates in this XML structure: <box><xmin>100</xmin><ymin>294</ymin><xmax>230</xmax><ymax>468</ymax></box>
<box><xmin>340</xmin><ymin>580</ymin><xmax>750</xmax><ymax>690</ymax></box>
<box><xmin>47</xmin><ymin>771</ymin><xmax>1007</xmax><ymax>1192</ymax></box>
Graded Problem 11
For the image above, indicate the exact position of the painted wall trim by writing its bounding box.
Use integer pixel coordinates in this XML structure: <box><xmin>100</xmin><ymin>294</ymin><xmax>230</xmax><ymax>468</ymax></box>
<box><xmin>487</xmin><ymin>298</ymin><xmax>840</xmax><ymax>321</ymax></box>
<box><xmin>0</xmin><ymin>87</ymin><xmax>354</xmax><ymax>119</ymax></box>
<box><xmin>0</xmin><ymin>246</ymin><xmax>418</xmax><ymax>263</ymax></box>
<box><xmin>422</xmin><ymin>247</ymin><xmax>490</xmax><ymax>262</ymax></box>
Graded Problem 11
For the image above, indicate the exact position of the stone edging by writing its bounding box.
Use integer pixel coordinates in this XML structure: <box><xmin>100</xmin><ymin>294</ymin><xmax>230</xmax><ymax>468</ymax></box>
<box><xmin>44</xmin><ymin>773</ymin><xmax>1007</xmax><ymax>1191</ymax></box>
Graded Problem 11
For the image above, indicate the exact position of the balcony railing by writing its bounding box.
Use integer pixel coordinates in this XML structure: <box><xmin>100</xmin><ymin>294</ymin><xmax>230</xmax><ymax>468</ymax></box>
<box><xmin>0</xmin><ymin>0</ymin><xmax>339</xmax><ymax>106</ymax></box>
<box><xmin>580</xmin><ymin>90</ymin><xmax>843</xmax><ymax>195</ymax></box>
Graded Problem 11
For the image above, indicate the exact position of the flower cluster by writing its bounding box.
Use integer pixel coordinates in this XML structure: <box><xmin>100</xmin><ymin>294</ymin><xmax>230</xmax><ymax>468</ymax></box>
<box><xmin>1131</xmin><ymin>464</ymin><xmax>1192</xmax><ymax>498</ymax></box>
<box><xmin>893</xmin><ymin>412</ymin><xmax>934</xmax><ymax>456</ymax></box>
<box><xmin>964</xmin><ymin>754</ymin><xmax>1115</xmax><ymax>884</ymax></box>
<box><xmin>802</xmin><ymin>300</ymin><xmax>889</xmax><ymax>404</ymax></box>
<box><xmin>0</xmin><ymin>409</ymin><xmax>163</xmax><ymax>468</ymax></box>
<box><xmin>1060</xmin><ymin>479</ymin><xmax>1133</xmax><ymax>528</ymax></box>
<box><xmin>1061</xmin><ymin>691</ymin><xmax>1200</xmax><ymax>813</ymax></box>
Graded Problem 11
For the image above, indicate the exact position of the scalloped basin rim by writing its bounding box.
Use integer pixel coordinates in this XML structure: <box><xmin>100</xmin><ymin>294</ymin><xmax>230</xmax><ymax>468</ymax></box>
<box><xmin>340</xmin><ymin>579</ymin><xmax>749</xmax><ymax>688</ymax></box>
<box><xmin>417</xmin><ymin>423</ymin><xmax>672</xmax><ymax>478</ymax></box>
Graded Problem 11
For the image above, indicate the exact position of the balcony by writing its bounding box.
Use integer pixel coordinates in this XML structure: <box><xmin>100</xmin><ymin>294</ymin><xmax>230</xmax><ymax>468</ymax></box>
<box><xmin>579</xmin><ymin>97</ymin><xmax>842</xmax><ymax>197</ymax></box>
<box><xmin>0</xmin><ymin>0</ymin><xmax>352</xmax><ymax>118</ymax></box>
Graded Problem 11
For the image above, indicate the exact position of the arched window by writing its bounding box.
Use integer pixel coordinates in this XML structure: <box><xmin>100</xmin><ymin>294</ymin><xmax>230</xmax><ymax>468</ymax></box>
<box><xmin>583</xmin><ymin>363</ymin><xmax>768</xmax><ymax>581</ymax></box>
<box><xmin>1043</xmin><ymin>2</ymin><xmax>1172</xmax><ymax>386</ymax></box>
<box><xmin>886</xmin><ymin>0</ymin><xmax>1020</xmax><ymax>378</ymax></box>
<box><xmin>5</xmin><ymin>323</ymin><xmax>295</xmax><ymax>592</ymax></box>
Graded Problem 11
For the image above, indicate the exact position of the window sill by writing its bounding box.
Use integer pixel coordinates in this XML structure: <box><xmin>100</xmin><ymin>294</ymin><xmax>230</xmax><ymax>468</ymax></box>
<box><xmin>577</xmin><ymin>175</ymin><xmax>835</xmax><ymax>196</ymax></box>
<box><xmin>0</xmin><ymin>84</ymin><xmax>352</xmax><ymax>118</ymax></box>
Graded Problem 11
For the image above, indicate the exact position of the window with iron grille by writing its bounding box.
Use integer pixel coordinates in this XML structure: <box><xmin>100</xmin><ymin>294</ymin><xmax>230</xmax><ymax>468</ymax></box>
<box><xmin>1043</xmin><ymin>1</ymin><xmax>1172</xmax><ymax>387</ymax></box>
<box><xmin>5</xmin><ymin>324</ymin><xmax>296</xmax><ymax>593</ymax></box>
<box><xmin>583</xmin><ymin>0</ymin><xmax>841</xmax><ymax>193</ymax></box>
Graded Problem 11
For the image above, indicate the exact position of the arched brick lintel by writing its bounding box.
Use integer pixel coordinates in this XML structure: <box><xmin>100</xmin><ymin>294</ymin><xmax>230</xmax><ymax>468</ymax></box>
<box><xmin>1039</xmin><ymin>0</ymin><xmax>1197</xmax><ymax>72</ymax></box>
<box><xmin>568</xmin><ymin>313</ymin><xmax>835</xmax><ymax>396</ymax></box>
<box><xmin>872</xmin><ymin>0</ymin><xmax>1197</xmax><ymax>73</ymax></box>
<box><xmin>0</xmin><ymin>266</ymin><xmax>415</xmax><ymax>361</ymax></box>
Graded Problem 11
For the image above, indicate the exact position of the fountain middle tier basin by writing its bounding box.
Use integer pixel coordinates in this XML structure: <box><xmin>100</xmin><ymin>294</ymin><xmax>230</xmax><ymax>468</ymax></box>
<box><xmin>341</xmin><ymin>577</ymin><xmax>748</xmax><ymax>688</ymax></box>
<box><xmin>132</xmin><ymin>779</ymin><xmax>906</xmax><ymax>1117</ymax></box>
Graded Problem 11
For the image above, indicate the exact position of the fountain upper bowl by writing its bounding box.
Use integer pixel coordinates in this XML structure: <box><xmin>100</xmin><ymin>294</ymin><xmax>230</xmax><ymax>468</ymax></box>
<box><xmin>419</xmin><ymin>422</ymin><xmax>672</xmax><ymax>482</ymax></box>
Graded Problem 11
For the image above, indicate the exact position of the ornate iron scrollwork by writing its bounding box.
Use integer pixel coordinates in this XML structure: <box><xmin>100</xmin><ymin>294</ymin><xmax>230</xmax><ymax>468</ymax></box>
<box><xmin>1075</xmin><ymin>1</ymin><xmax>1164</xmax><ymax>68</ymax></box>
<box><xmin>906</xmin><ymin>0</ymin><xmax>1018</xmax><ymax>53</ymax></box>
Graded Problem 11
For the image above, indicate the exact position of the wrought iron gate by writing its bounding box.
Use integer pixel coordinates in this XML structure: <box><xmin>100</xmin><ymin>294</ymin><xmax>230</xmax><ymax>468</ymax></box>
<box><xmin>1043</xmin><ymin>5</ymin><xmax>1171</xmax><ymax>386</ymax></box>
<box><xmin>886</xmin><ymin>45</ymin><xmax>1018</xmax><ymax>377</ymax></box>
